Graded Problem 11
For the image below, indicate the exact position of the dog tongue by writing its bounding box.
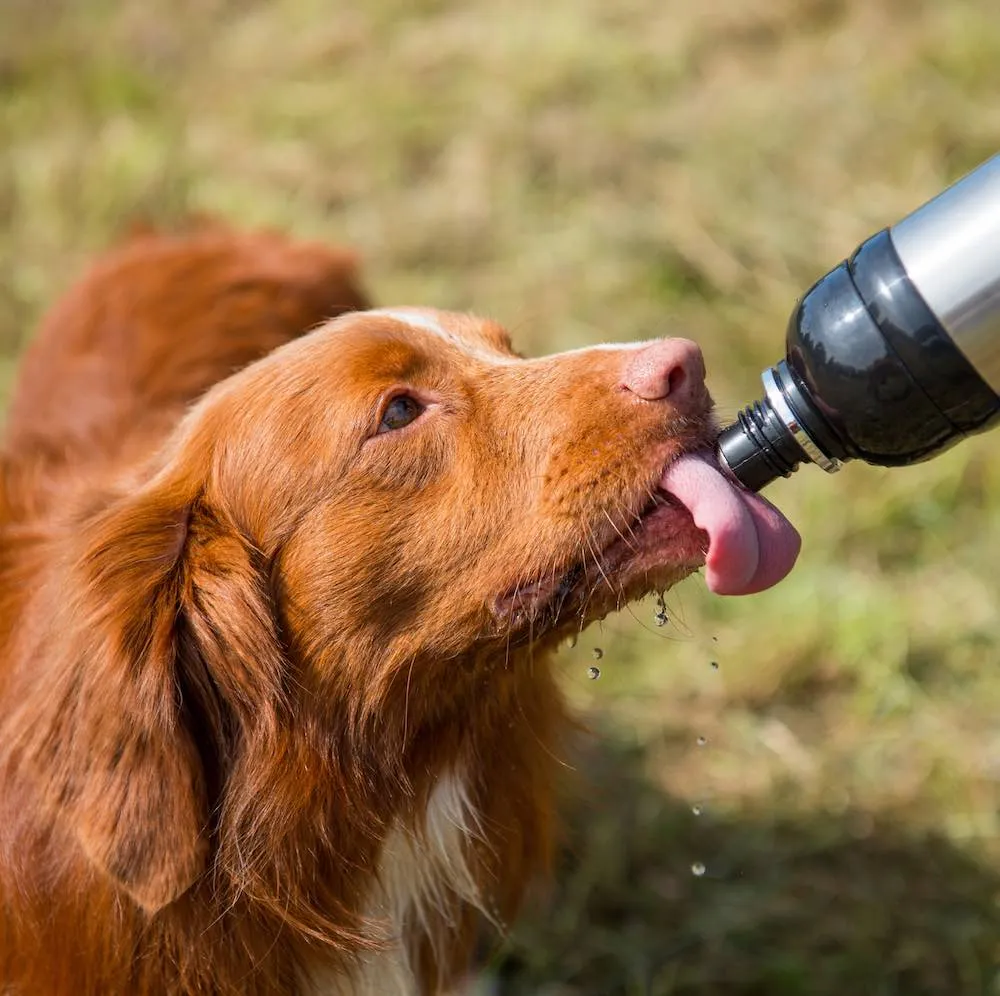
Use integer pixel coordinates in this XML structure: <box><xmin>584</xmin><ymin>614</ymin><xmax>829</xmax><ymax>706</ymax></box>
<box><xmin>660</xmin><ymin>453</ymin><xmax>801</xmax><ymax>595</ymax></box>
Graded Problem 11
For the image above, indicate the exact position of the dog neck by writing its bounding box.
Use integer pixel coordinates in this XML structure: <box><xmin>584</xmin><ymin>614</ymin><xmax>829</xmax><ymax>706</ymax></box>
<box><xmin>298</xmin><ymin>770</ymin><xmax>484</xmax><ymax>996</ymax></box>
<box><xmin>292</xmin><ymin>639</ymin><xmax>568</xmax><ymax>995</ymax></box>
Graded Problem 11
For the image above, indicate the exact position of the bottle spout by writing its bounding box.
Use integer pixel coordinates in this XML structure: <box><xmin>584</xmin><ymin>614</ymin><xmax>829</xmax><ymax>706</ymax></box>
<box><xmin>716</xmin><ymin>361</ymin><xmax>842</xmax><ymax>492</ymax></box>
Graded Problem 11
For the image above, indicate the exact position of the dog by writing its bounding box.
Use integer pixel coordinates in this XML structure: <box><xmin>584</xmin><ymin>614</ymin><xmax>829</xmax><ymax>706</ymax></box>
<box><xmin>0</xmin><ymin>226</ymin><xmax>799</xmax><ymax>994</ymax></box>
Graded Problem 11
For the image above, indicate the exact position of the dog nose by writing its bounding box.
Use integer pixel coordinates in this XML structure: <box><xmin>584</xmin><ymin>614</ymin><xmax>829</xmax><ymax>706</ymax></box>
<box><xmin>621</xmin><ymin>338</ymin><xmax>706</xmax><ymax>403</ymax></box>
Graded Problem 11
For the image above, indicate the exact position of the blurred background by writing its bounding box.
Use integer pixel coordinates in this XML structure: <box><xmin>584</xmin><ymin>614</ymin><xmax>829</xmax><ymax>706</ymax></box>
<box><xmin>2</xmin><ymin>0</ymin><xmax>999</xmax><ymax>992</ymax></box>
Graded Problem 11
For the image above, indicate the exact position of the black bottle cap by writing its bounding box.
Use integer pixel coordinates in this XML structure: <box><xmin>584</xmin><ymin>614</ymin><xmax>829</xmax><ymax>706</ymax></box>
<box><xmin>719</xmin><ymin>229</ymin><xmax>1000</xmax><ymax>492</ymax></box>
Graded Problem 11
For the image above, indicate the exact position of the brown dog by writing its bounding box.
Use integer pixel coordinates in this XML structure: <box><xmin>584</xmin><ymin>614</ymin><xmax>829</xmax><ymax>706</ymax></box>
<box><xmin>0</xmin><ymin>228</ymin><xmax>798</xmax><ymax>994</ymax></box>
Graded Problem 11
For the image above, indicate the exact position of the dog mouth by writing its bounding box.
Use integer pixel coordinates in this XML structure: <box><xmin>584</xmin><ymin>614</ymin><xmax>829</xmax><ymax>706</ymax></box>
<box><xmin>493</xmin><ymin>448</ymin><xmax>801</xmax><ymax>638</ymax></box>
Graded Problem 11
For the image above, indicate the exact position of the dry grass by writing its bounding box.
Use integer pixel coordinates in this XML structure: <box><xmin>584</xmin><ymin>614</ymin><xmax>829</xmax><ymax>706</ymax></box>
<box><xmin>2</xmin><ymin>0</ymin><xmax>999</xmax><ymax>992</ymax></box>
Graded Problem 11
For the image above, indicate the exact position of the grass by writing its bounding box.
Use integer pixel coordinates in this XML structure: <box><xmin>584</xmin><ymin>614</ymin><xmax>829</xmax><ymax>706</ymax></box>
<box><xmin>2</xmin><ymin>0</ymin><xmax>999</xmax><ymax>991</ymax></box>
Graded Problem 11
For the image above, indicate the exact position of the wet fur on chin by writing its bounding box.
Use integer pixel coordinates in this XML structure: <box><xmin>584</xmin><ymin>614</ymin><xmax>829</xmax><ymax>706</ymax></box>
<box><xmin>0</xmin><ymin>229</ymin><xmax>709</xmax><ymax>995</ymax></box>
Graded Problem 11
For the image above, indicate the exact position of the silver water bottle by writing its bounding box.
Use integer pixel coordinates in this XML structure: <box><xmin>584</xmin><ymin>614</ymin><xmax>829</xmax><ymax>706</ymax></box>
<box><xmin>717</xmin><ymin>155</ymin><xmax>1000</xmax><ymax>492</ymax></box>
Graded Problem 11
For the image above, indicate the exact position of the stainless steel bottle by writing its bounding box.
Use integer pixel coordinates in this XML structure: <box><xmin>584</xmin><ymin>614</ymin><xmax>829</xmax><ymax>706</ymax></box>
<box><xmin>717</xmin><ymin>155</ymin><xmax>1000</xmax><ymax>492</ymax></box>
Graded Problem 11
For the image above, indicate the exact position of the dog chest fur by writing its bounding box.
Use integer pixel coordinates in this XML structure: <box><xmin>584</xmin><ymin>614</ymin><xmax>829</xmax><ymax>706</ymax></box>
<box><xmin>300</xmin><ymin>772</ymin><xmax>482</xmax><ymax>996</ymax></box>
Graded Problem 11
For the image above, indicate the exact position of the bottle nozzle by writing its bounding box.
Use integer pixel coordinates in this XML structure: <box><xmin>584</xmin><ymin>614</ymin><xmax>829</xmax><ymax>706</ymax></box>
<box><xmin>716</xmin><ymin>361</ymin><xmax>842</xmax><ymax>492</ymax></box>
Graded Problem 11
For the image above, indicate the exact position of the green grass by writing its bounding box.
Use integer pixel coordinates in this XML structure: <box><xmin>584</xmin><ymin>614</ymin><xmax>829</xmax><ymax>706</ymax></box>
<box><xmin>3</xmin><ymin>1</ymin><xmax>999</xmax><ymax>991</ymax></box>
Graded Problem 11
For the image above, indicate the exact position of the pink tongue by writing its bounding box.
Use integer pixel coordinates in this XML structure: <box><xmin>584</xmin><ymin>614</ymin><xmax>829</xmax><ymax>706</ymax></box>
<box><xmin>660</xmin><ymin>453</ymin><xmax>801</xmax><ymax>596</ymax></box>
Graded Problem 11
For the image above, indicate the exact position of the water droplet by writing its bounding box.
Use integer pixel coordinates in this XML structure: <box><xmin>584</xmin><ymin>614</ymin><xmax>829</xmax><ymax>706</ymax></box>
<box><xmin>654</xmin><ymin>610</ymin><xmax>668</xmax><ymax>627</ymax></box>
<box><xmin>691</xmin><ymin>804</ymin><xmax>703</xmax><ymax>816</ymax></box>
<box><xmin>691</xmin><ymin>862</ymin><xmax>706</xmax><ymax>877</ymax></box>
<box><xmin>588</xmin><ymin>666</ymin><xmax>601</xmax><ymax>680</ymax></box>
<box><xmin>591</xmin><ymin>647</ymin><xmax>604</xmax><ymax>660</ymax></box>
<box><xmin>710</xmin><ymin>661</ymin><xmax>719</xmax><ymax>670</ymax></box>
<box><xmin>696</xmin><ymin>736</ymin><xmax>708</xmax><ymax>747</ymax></box>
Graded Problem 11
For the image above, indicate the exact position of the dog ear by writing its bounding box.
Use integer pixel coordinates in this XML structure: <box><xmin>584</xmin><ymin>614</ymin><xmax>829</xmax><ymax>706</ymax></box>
<box><xmin>62</xmin><ymin>459</ymin><xmax>289</xmax><ymax>915</ymax></box>
<box><xmin>64</xmin><ymin>467</ymin><xmax>212</xmax><ymax>914</ymax></box>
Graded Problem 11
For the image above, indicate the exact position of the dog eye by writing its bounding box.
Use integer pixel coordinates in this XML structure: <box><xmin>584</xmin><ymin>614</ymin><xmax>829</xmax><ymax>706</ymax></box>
<box><xmin>378</xmin><ymin>394</ymin><xmax>425</xmax><ymax>433</ymax></box>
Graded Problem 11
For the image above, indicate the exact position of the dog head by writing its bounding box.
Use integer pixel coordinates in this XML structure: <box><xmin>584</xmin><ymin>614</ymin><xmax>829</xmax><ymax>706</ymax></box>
<box><xmin>26</xmin><ymin>308</ymin><xmax>796</xmax><ymax>923</ymax></box>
